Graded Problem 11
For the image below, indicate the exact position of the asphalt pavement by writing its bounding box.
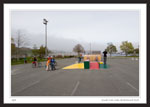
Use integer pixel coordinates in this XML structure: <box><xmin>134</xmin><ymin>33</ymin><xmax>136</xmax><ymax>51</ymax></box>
<box><xmin>11</xmin><ymin>57</ymin><xmax>139</xmax><ymax>96</ymax></box>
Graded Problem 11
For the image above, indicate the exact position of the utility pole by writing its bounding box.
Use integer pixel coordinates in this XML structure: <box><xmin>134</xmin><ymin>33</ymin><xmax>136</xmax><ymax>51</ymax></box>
<box><xmin>90</xmin><ymin>43</ymin><xmax>91</xmax><ymax>54</ymax></box>
<box><xmin>43</xmin><ymin>18</ymin><xmax>48</xmax><ymax>58</ymax></box>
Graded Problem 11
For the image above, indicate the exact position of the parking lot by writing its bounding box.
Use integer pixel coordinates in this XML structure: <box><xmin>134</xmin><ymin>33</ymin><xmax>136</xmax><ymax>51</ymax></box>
<box><xmin>11</xmin><ymin>57</ymin><xmax>139</xmax><ymax>96</ymax></box>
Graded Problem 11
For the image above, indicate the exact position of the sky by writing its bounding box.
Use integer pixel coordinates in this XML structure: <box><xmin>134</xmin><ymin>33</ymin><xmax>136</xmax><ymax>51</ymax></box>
<box><xmin>11</xmin><ymin>11</ymin><xmax>140</xmax><ymax>52</ymax></box>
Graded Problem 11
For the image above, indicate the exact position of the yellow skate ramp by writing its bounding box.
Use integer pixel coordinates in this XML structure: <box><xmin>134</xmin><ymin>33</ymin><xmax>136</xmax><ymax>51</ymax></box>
<box><xmin>99</xmin><ymin>62</ymin><xmax>103</xmax><ymax>64</ymax></box>
<box><xmin>63</xmin><ymin>63</ymin><xmax>84</xmax><ymax>69</ymax></box>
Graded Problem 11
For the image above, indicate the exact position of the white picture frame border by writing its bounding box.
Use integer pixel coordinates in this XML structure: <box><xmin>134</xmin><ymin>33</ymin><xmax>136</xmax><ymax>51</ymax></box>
<box><xmin>4</xmin><ymin>4</ymin><xmax>147</xmax><ymax>104</ymax></box>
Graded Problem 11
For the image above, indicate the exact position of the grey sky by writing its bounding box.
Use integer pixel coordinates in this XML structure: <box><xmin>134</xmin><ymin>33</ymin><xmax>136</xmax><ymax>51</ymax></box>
<box><xmin>11</xmin><ymin>11</ymin><xmax>139</xmax><ymax>52</ymax></box>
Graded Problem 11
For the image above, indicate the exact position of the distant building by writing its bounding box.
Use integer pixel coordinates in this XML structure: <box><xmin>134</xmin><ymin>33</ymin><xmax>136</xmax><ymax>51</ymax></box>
<box><xmin>84</xmin><ymin>50</ymin><xmax>101</xmax><ymax>55</ymax></box>
<box><xmin>11</xmin><ymin>47</ymin><xmax>32</xmax><ymax>58</ymax></box>
<box><xmin>92</xmin><ymin>51</ymin><xmax>101</xmax><ymax>55</ymax></box>
<box><xmin>48</xmin><ymin>51</ymin><xmax>77</xmax><ymax>56</ymax></box>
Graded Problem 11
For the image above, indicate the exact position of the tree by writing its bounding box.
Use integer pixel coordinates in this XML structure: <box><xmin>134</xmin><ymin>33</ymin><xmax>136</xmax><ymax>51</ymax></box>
<box><xmin>32</xmin><ymin>44</ymin><xmax>52</xmax><ymax>58</ymax></box>
<box><xmin>47</xmin><ymin>49</ymin><xmax>52</xmax><ymax>55</ymax></box>
<box><xmin>38</xmin><ymin>45</ymin><xmax>45</xmax><ymax>58</ymax></box>
<box><xmin>11</xmin><ymin>37</ymin><xmax>16</xmax><ymax>57</ymax></box>
<box><xmin>14</xmin><ymin>30</ymin><xmax>29</xmax><ymax>60</ymax></box>
<box><xmin>133</xmin><ymin>48</ymin><xmax>139</xmax><ymax>56</ymax></box>
<box><xmin>134</xmin><ymin>48</ymin><xmax>139</xmax><ymax>54</ymax></box>
<box><xmin>32</xmin><ymin>44</ymin><xmax>39</xmax><ymax>56</ymax></box>
<box><xmin>120</xmin><ymin>41</ymin><xmax>134</xmax><ymax>56</ymax></box>
<box><xmin>73</xmin><ymin>44</ymin><xmax>85</xmax><ymax>55</ymax></box>
<box><xmin>106</xmin><ymin>43</ymin><xmax>117</xmax><ymax>57</ymax></box>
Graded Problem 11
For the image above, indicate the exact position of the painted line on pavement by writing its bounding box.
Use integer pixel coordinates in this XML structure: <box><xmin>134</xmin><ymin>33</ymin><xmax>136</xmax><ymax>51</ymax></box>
<box><xmin>71</xmin><ymin>81</ymin><xmax>80</xmax><ymax>96</ymax></box>
<box><xmin>12</xmin><ymin>80</ymin><xmax>40</xmax><ymax>95</ymax></box>
<box><xmin>126</xmin><ymin>82</ymin><xmax>138</xmax><ymax>92</ymax></box>
<box><xmin>11</xmin><ymin>69</ymin><xmax>22</xmax><ymax>75</ymax></box>
<box><xmin>12</xmin><ymin>69</ymin><xmax>19</xmax><ymax>72</ymax></box>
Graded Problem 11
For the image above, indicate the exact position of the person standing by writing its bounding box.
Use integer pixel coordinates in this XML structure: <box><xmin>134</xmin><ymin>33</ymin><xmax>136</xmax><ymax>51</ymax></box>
<box><xmin>46</xmin><ymin>58</ymin><xmax>50</xmax><ymax>71</ymax></box>
<box><xmin>95</xmin><ymin>56</ymin><xmax>98</xmax><ymax>62</ymax></box>
<box><xmin>33</xmin><ymin>56</ymin><xmax>37</xmax><ymax>67</ymax></box>
<box><xmin>103</xmin><ymin>50</ymin><xmax>107</xmax><ymax>65</ymax></box>
<box><xmin>78</xmin><ymin>56</ymin><xmax>81</xmax><ymax>63</ymax></box>
<box><xmin>50</xmin><ymin>56</ymin><xmax>56</xmax><ymax>71</ymax></box>
<box><xmin>48</xmin><ymin>56</ymin><xmax>51</xmax><ymax>61</ymax></box>
<box><xmin>24</xmin><ymin>56</ymin><xmax>27</xmax><ymax>64</ymax></box>
<box><xmin>78</xmin><ymin>54</ymin><xmax>82</xmax><ymax>63</ymax></box>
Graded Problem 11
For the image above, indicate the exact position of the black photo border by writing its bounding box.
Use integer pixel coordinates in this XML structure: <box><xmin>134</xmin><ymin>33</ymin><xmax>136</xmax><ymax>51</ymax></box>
<box><xmin>0</xmin><ymin>0</ymin><xmax>149</xmax><ymax>106</ymax></box>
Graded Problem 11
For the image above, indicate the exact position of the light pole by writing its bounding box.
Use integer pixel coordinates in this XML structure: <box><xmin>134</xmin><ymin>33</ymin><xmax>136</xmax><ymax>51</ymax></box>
<box><xmin>90</xmin><ymin>43</ymin><xmax>91</xmax><ymax>54</ymax></box>
<box><xmin>43</xmin><ymin>18</ymin><xmax>48</xmax><ymax>58</ymax></box>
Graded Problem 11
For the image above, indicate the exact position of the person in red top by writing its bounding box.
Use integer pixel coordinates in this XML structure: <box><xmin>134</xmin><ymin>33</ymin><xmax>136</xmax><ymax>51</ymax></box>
<box><xmin>48</xmin><ymin>56</ymin><xmax>51</xmax><ymax>60</ymax></box>
<box><xmin>33</xmin><ymin>56</ymin><xmax>37</xmax><ymax>67</ymax></box>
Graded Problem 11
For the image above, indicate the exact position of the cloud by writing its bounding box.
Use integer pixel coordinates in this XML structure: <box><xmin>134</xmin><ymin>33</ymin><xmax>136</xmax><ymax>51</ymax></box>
<box><xmin>11</xmin><ymin>11</ymin><xmax>139</xmax><ymax>52</ymax></box>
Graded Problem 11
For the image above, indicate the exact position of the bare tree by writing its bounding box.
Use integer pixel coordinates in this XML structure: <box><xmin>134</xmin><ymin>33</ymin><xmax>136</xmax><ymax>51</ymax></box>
<box><xmin>73</xmin><ymin>44</ymin><xmax>85</xmax><ymax>55</ymax></box>
<box><xmin>14</xmin><ymin>30</ymin><xmax>29</xmax><ymax>60</ymax></box>
<box><xmin>11</xmin><ymin>37</ymin><xmax>16</xmax><ymax>57</ymax></box>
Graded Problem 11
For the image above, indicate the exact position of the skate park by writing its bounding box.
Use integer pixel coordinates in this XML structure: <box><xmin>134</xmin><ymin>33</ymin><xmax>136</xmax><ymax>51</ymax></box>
<box><xmin>11</xmin><ymin>55</ymin><xmax>139</xmax><ymax>96</ymax></box>
<box><xmin>10</xmin><ymin>9</ymin><xmax>140</xmax><ymax>97</ymax></box>
<box><xmin>63</xmin><ymin>54</ymin><xmax>108</xmax><ymax>70</ymax></box>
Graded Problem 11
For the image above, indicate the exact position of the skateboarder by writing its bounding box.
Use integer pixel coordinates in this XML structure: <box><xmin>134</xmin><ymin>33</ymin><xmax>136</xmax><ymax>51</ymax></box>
<box><xmin>103</xmin><ymin>50</ymin><xmax>107</xmax><ymax>65</ymax></box>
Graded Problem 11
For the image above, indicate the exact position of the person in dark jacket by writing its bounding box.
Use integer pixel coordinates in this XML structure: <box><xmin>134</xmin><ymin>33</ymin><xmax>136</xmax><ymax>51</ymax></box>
<box><xmin>103</xmin><ymin>50</ymin><xmax>107</xmax><ymax>65</ymax></box>
<box><xmin>33</xmin><ymin>56</ymin><xmax>37</xmax><ymax>67</ymax></box>
<box><xmin>78</xmin><ymin>54</ymin><xmax>82</xmax><ymax>63</ymax></box>
<box><xmin>78</xmin><ymin>56</ymin><xmax>81</xmax><ymax>63</ymax></box>
<box><xmin>50</xmin><ymin>56</ymin><xmax>56</xmax><ymax>70</ymax></box>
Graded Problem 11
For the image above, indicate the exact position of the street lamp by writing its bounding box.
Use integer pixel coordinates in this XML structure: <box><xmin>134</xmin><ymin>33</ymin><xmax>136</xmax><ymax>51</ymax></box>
<box><xmin>43</xmin><ymin>18</ymin><xmax>48</xmax><ymax>58</ymax></box>
<box><xmin>90</xmin><ymin>43</ymin><xmax>91</xmax><ymax>54</ymax></box>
